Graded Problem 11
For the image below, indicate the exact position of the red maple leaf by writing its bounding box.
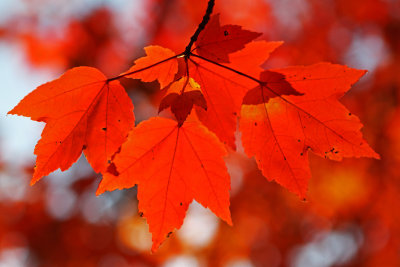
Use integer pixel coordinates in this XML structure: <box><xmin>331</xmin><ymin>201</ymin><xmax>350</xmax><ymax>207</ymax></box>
<box><xmin>97</xmin><ymin>116</ymin><xmax>231</xmax><ymax>251</ymax></box>
<box><xmin>123</xmin><ymin>45</ymin><xmax>179</xmax><ymax>89</ymax></box>
<box><xmin>195</xmin><ymin>14</ymin><xmax>262</xmax><ymax>63</ymax></box>
<box><xmin>8</xmin><ymin>67</ymin><xmax>134</xmax><ymax>184</ymax></box>
<box><xmin>240</xmin><ymin>63</ymin><xmax>380</xmax><ymax>197</ymax></box>
<box><xmin>159</xmin><ymin>77</ymin><xmax>207</xmax><ymax>126</ymax></box>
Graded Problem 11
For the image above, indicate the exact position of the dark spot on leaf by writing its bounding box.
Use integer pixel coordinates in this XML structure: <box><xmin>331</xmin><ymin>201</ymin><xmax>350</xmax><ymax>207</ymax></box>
<box><xmin>300</xmin><ymin>152</ymin><xmax>303</xmax><ymax>156</ymax></box>
<box><xmin>118</xmin><ymin>119</ymin><xmax>121</xmax><ymax>122</ymax></box>
<box><xmin>107</xmin><ymin>163</ymin><xmax>119</xmax><ymax>176</ymax></box>
<box><xmin>82</xmin><ymin>145</ymin><xmax>87</xmax><ymax>150</ymax></box>
<box><xmin>233</xmin><ymin>112</ymin><xmax>237</xmax><ymax>116</ymax></box>
<box><xmin>107</xmin><ymin>160</ymin><xmax>111</xmax><ymax>164</ymax></box>
<box><xmin>297</xmin><ymin>139</ymin><xmax>301</xmax><ymax>142</ymax></box>
<box><xmin>254</xmin><ymin>122</ymin><xmax>258</xmax><ymax>126</ymax></box>
<box><xmin>167</xmin><ymin>232</ymin><xmax>173</xmax><ymax>238</ymax></box>
<box><xmin>348</xmin><ymin>113</ymin><xmax>352</xmax><ymax>116</ymax></box>
<box><xmin>283</xmin><ymin>156</ymin><xmax>286</xmax><ymax>160</ymax></box>
<box><xmin>139</xmin><ymin>212</ymin><xmax>143</xmax><ymax>217</ymax></box>
<box><xmin>102</xmin><ymin>127</ymin><xmax>107</xmax><ymax>131</ymax></box>
<box><xmin>224</xmin><ymin>30</ymin><xmax>229</xmax><ymax>36</ymax></box>
<box><xmin>180</xmin><ymin>202</ymin><xmax>183</xmax><ymax>206</ymax></box>
<box><xmin>302</xmin><ymin>198</ymin><xmax>307</xmax><ymax>202</ymax></box>
<box><xmin>334</xmin><ymin>151</ymin><xmax>339</xmax><ymax>154</ymax></box>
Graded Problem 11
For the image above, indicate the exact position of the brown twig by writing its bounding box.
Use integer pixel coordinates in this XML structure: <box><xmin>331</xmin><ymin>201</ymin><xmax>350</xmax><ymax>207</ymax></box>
<box><xmin>184</xmin><ymin>0</ymin><xmax>215</xmax><ymax>56</ymax></box>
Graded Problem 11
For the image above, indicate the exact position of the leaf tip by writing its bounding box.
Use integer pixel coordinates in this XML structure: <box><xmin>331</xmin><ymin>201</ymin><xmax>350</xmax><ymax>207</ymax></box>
<box><xmin>30</xmin><ymin>168</ymin><xmax>44</xmax><ymax>186</ymax></box>
<box><xmin>371</xmin><ymin>150</ymin><xmax>381</xmax><ymax>160</ymax></box>
<box><xmin>95</xmin><ymin>183</ymin><xmax>106</xmax><ymax>196</ymax></box>
<box><xmin>150</xmin><ymin>237</ymin><xmax>164</xmax><ymax>253</ymax></box>
<box><xmin>226</xmin><ymin>216</ymin><xmax>233</xmax><ymax>226</ymax></box>
<box><xmin>274</xmin><ymin>40</ymin><xmax>284</xmax><ymax>47</ymax></box>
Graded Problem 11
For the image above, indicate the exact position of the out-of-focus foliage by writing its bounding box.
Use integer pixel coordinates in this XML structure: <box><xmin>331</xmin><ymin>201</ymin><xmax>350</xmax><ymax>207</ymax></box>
<box><xmin>0</xmin><ymin>0</ymin><xmax>399</xmax><ymax>266</ymax></box>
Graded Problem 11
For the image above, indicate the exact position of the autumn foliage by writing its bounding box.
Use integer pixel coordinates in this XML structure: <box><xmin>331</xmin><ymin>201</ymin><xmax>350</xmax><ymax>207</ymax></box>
<box><xmin>2</xmin><ymin>0</ymin><xmax>400</xmax><ymax>266</ymax></box>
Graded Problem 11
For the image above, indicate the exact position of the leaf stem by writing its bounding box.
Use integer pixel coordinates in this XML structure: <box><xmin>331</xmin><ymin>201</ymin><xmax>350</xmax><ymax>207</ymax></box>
<box><xmin>184</xmin><ymin>0</ymin><xmax>215</xmax><ymax>56</ymax></box>
<box><xmin>190</xmin><ymin>53</ymin><xmax>263</xmax><ymax>84</ymax></box>
<box><xmin>106</xmin><ymin>54</ymin><xmax>182</xmax><ymax>83</ymax></box>
<box><xmin>190</xmin><ymin>53</ymin><xmax>297</xmax><ymax>100</ymax></box>
<box><xmin>181</xmin><ymin>57</ymin><xmax>190</xmax><ymax>93</ymax></box>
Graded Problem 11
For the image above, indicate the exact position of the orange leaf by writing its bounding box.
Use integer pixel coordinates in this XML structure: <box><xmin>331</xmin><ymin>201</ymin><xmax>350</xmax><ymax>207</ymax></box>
<box><xmin>8</xmin><ymin>67</ymin><xmax>134</xmax><ymax>184</ymax></box>
<box><xmin>240</xmin><ymin>63</ymin><xmax>379</xmax><ymax>197</ymax></box>
<box><xmin>190</xmin><ymin>40</ymin><xmax>283</xmax><ymax>149</ymax></box>
<box><xmin>195</xmin><ymin>14</ymin><xmax>262</xmax><ymax>63</ymax></box>
<box><xmin>97</xmin><ymin>117</ymin><xmax>231</xmax><ymax>251</ymax></box>
<box><xmin>123</xmin><ymin>45</ymin><xmax>178</xmax><ymax>89</ymax></box>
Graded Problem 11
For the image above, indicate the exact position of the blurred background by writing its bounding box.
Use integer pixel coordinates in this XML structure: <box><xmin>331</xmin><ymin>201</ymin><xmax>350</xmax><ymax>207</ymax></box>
<box><xmin>0</xmin><ymin>0</ymin><xmax>399</xmax><ymax>266</ymax></box>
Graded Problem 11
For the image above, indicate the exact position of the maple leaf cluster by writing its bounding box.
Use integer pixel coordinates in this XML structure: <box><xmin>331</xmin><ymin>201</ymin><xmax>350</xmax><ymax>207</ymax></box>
<box><xmin>8</xmin><ymin>2</ymin><xmax>378</xmax><ymax>251</ymax></box>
